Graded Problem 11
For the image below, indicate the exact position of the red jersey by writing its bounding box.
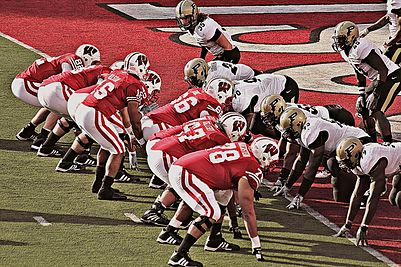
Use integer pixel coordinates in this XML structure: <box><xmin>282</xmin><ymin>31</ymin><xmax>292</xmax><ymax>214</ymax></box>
<box><xmin>174</xmin><ymin>142</ymin><xmax>263</xmax><ymax>190</ymax></box>
<box><xmin>151</xmin><ymin>116</ymin><xmax>230</xmax><ymax>158</ymax></box>
<box><xmin>146</xmin><ymin>88</ymin><xmax>223</xmax><ymax>126</ymax></box>
<box><xmin>82</xmin><ymin>69</ymin><xmax>148</xmax><ymax>118</ymax></box>
<box><xmin>16</xmin><ymin>53</ymin><xmax>84</xmax><ymax>83</ymax></box>
<box><xmin>41</xmin><ymin>65</ymin><xmax>111</xmax><ymax>90</ymax></box>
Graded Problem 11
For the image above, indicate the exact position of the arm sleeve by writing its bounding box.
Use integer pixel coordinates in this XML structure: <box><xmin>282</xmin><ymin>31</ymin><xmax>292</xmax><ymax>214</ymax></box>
<box><xmin>152</xmin><ymin>125</ymin><xmax>184</xmax><ymax>139</ymax></box>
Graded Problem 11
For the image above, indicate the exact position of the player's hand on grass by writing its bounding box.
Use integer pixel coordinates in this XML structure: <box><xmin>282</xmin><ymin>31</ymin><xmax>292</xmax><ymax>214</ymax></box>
<box><xmin>356</xmin><ymin>226</ymin><xmax>368</xmax><ymax>247</ymax></box>
<box><xmin>333</xmin><ymin>222</ymin><xmax>352</xmax><ymax>238</ymax></box>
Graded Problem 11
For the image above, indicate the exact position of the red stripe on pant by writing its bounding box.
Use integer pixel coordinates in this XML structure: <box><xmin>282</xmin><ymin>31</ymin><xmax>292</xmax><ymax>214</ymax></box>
<box><xmin>24</xmin><ymin>79</ymin><xmax>38</xmax><ymax>97</ymax></box>
<box><xmin>181</xmin><ymin>168</ymin><xmax>214</xmax><ymax>218</ymax></box>
<box><xmin>94</xmin><ymin>110</ymin><xmax>124</xmax><ymax>154</ymax></box>
<box><xmin>108</xmin><ymin>113</ymin><xmax>124</xmax><ymax>130</ymax></box>
<box><xmin>61</xmin><ymin>83</ymin><xmax>74</xmax><ymax>101</ymax></box>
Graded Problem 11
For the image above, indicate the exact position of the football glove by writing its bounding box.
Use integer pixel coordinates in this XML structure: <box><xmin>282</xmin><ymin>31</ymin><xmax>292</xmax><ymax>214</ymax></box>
<box><xmin>366</xmin><ymin>92</ymin><xmax>379</xmax><ymax>110</ymax></box>
<box><xmin>229</xmin><ymin>226</ymin><xmax>242</xmax><ymax>239</ymax></box>
<box><xmin>359</xmin><ymin>28</ymin><xmax>369</xmax><ymax>38</ymax></box>
<box><xmin>286</xmin><ymin>194</ymin><xmax>303</xmax><ymax>210</ymax></box>
<box><xmin>270</xmin><ymin>179</ymin><xmax>283</xmax><ymax>193</ymax></box>
<box><xmin>252</xmin><ymin>247</ymin><xmax>265</xmax><ymax>261</ymax></box>
<box><xmin>140</xmin><ymin>102</ymin><xmax>159</xmax><ymax>114</ymax></box>
<box><xmin>273</xmin><ymin>185</ymin><xmax>290</xmax><ymax>197</ymax></box>
<box><xmin>333</xmin><ymin>223</ymin><xmax>352</xmax><ymax>238</ymax></box>
<box><xmin>128</xmin><ymin>151</ymin><xmax>139</xmax><ymax>170</ymax></box>
<box><xmin>254</xmin><ymin>190</ymin><xmax>262</xmax><ymax>201</ymax></box>
<box><xmin>356</xmin><ymin>226</ymin><xmax>369</xmax><ymax>247</ymax></box>
<box><xmin>355</xmin><ymin>95</ymin><xmax>366</xmax><ymax>115</ymax></box>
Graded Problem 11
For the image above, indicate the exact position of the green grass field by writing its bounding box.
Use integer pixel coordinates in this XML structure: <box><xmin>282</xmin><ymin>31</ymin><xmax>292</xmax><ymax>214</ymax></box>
<box><xmin>0</xmin><ymin>36</ymin><xmax>387</xmax><ymax>266</ymax></box>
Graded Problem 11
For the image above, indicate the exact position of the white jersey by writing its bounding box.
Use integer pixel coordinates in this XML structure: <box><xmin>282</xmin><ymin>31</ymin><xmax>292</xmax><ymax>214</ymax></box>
<box><xmin>191</xmin><ymin>17</ymin><xmax>235</xmax><ymax>56</ymax></box>
<box><xmin>387</xmin><ymin>0</ymin><xmax>401</xmax><ymax>38</ymax></box>
<box><xmin>300</xmin><ymin>117</ymin><xmax>369</xmax><ymax>154</ymax></box>
<box><xmin>340</xmin><ymin>37</ymin><xmax>399</xmax><ymax>80</ymax></box>
<box><xmin>287</xmin><ymin>103</ymin><xmax>330</xmax><ymax>119</ymax></box>
<box><xmin>353</xmin><ymin>142</ymin><xmax>401</xmax><ymax>177</ymax></box>
<box><xmin>206</xmin><ymin>61</ymin><xmax>254</xmax><ymax>84</ymax></box>
<box><xmin>231</xmin><ymin>74</ymin><xmax>287</xmax><ymax>113</ymax></box>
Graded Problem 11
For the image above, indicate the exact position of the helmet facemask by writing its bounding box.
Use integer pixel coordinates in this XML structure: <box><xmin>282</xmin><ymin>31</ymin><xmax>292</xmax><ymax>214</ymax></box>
<box><xmin>144</xmin><ymin>70</ymin><xmax>161</xmax><ymax>104</ymax></box>
<box><xmin>184</xmin><ymin>58</ymin><xmax>208</xmax><ymax>88</ymax></box>
<box><xmin>332</xmin><ymin>21</ymin><xmax>359</xmax><ymax>52</ymax></box>
<box><xmin>176</xmin><ymin>0</ymin><xmax>199</xmax><ymax>31</ymax></box>
<box><xmin>250</xmin><ymin>137</ymin><xmax>279</xmax><ymax>172</ymax></box>
<box><xmin>75</xmin><ymin>44</ymin><xmax>101</xmax><ymax>67</ymax></box>
<box><xmin>217</xmin><ymin>112</ymin><xmax>247</xmax><ymax>142</ymax></box>
<box><xmin>336</xmin><ymin>137</ymin><xmax>363</xmax><ymax>172</ymax></box>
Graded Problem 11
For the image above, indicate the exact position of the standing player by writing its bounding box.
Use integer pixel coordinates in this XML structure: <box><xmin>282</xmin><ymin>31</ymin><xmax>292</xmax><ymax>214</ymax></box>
<box><xmin>334</xmin><ymin>138</ymin><xmax>401</xmax><ymax>246</ymax></box>
<box><xmin>332</xmin><ymin>21</ymin><xmax>401</xmax><ymax>143</ymax></box>
<box><xmin>175</xmin><ymin>0</ymin><xmax>240</xmax><ymax>63</ymax></box>
<box><xmin>72</xmin><ymin>52</ymin><xmax>149</xmax><ymax>200</ymax></box>
<box><xmin>13</xmin><ymin>44</ymin><xmax>100</xmax><ymax>148</ymax></box>
<box><xmin>167</xmin><ymin>138</ymin><xmax>279</xmax><ymax>266</ymax></box>
<box><xmin>360</xmin><ymin>0</ymin><xmax>401</xmax><ymax>64</ymax></box>
<box><xmin>184</xmin><ymin>58</ymin><xmax>259</xmax><ymax>89</ymax></box>
<box><xmin>36</xmin><ymin>64</ymin><xmax>111</xmax><ymax>157</ymax></box>
<box><xmin>275</xmin><ymin>107</ymin><xmax>371</xmax><ymax>209</ymax></box>
<box><xmin>141</xmin><ymin>113</ymin><xmax>247</xmax><ymax>240</ymax></box>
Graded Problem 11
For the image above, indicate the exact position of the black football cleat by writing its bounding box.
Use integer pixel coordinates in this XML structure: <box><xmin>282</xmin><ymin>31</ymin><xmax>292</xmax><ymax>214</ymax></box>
<box><xmin>157</xmin><ymin>228</ymin><xmax>183</xmax><ymax>245</ymax></box>
<box><xmin>140</xmin><ymin>209</ymin><xmax>170</xmax><ymax>226</ymax></box>
<box><xmin>168</xmin><ymin>251</ymin><xmax>203</xmax><ymax>267</ymax></box>
<box><xmin>204</xmin><ymin>236</ymin><xmax>240</xmax><ymax>252</ymax></box>
<box><xmin>97</xmin><ymin>188</ymin><xmax>127</xmax><ymax>200</ymax></box>
<box><xmin>16</xmin><ymin>126</ymin><xmax>38</xmax><ymax>141</ymax></box>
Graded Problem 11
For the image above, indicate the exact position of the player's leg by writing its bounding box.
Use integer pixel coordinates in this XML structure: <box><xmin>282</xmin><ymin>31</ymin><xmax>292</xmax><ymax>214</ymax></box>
<box><xmin>31</xmin><ymin>112</ymin><xmax>61</xmax><ymax>151</ymax></box>
<box><xmin>389</xmin><ymin>174</ymin><xmax>401</xmax><ymax>209</ymax></box>
<box><xmin>327</xmin><ymin>157</ymin><xmax>357</xmax><ymax>202</ymax></box>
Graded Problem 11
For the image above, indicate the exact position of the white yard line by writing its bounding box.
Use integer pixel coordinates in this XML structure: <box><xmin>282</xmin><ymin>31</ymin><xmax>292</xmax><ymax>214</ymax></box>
<box><xmin>33</xmin><ymin>216</ymin><xmax>52</xmax><ymax>226</ymax></box>
<box><xmin>0</xmin><ymin>32</ymin><xmax>49</xmax><ymax>58</ymax></box>
<box><xmin>284</xmin><ymin>195</ymin><xmax>399</xmax><ymax>267</ymax></box>
<box><xmin>124</xmin><ymin>212</ymin><xmax>142</xmax><ymax>223</ymax></box>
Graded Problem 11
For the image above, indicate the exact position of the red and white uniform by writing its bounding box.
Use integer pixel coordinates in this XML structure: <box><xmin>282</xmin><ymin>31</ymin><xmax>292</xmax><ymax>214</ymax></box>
<box><xmin>146</xmin><ymin>116</ymin><xmax>230</xmax><ymax>184</ymax></box>
<box><xmin>141</xmin><ymin>88</ymin><xmax>222</xmax><ymax>140</ymax></box>
<box><xmin>169</xmin><ymin>142</ymin><xmax>263</xmax><ymax>221</ymax></box>
<box><xmin>38</xmin><ymin>65</ymin><xmax>111</xmax><ymax>116</ymax></box>
<box><xmin>73</xmin><ymin>69</ymin><xmax>147</xmax><ymax>154</ymax></box>
<box><xmin>11</xmin><ymin>53</ymin><xmax>84</xmax><ymax>107</ymax></box>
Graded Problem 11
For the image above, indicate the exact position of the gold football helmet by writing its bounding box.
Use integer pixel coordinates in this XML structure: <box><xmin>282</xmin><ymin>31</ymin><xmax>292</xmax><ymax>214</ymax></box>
<box><xmin>279</xmin><ymin>107</ymin><xmax>306</xmax><ymax>141</ymax></box>
<box><xmin>175</xmin><ymin>0</ymin><xmax>199</xmax><ymax>30</ymax></box>
<box><xmin>336</xmin><ymin>137</ymin><xmax>363</xmax><ymax>170</ymax></box>
<box><xmin>184</xmin><ymin>58</ymin><xmax>209</xmax><ymax>88</ymax></box>
<box><xmin>332</xmin><ymin>21</ymin><xmax>359</xmax><ymax>52</ymax></box>
<box><xmin>260</xmin><ymin>94</ymin><xmax>287</xmax><ymax>126</ymax></box>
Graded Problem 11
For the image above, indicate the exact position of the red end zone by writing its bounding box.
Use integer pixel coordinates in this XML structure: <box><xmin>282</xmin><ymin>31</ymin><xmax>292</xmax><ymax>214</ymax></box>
<box><xmin>0</xmin><ymin>0</ymin><xmax>400</xmax><ymax>264</ymax></box>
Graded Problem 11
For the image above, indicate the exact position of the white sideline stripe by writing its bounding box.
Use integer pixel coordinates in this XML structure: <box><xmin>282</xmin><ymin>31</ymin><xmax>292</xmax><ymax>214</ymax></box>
<box><xmin>33</xmin><ymin>216</ymin><xmax>51</xmax><ymax>226</ymax></box>
<box><xmin>283</xmin><ymin>195</ymin><xmax>398</xmax><ymax>267</ymax></box>
<box><xmin>124</xmin><ymin>212</ymin><xmax>142</xmax><ymax>223</ymax></box>
<box><xmin>0</xmin><ymin>32</ymin><xmax>49</xmax><ymax>58</ymax></box>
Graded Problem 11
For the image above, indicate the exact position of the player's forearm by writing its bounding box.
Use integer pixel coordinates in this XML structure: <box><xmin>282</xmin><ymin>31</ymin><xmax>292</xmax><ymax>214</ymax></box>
<box><xmin>362</xmin><ymin>178</ymin><xmax>385</xmax><ymax>226</ymax></box>
<box><xmin>367</xmin><ymin>15</ymin><xmax>389</xmax><ymax>33</ymax></box>
<box><xmin>345</xmin><ymin>178</ymin><xmax>363</xmax><ymax>223</ymax></box>
<box><xmin>303</xmin><ymin>149</ymin><xmax>324</xmax><ymax>180</ymax></box>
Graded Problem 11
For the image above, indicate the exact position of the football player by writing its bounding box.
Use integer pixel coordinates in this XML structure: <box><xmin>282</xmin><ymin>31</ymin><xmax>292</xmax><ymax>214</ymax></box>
<box><xmin>258</xmin><ymin>95</ymin><xmax>355</xmax><ymax>189</ymax></box>
<box><xmin>167</xmin><ymin>138</ymin><xmax>279</xmax><ymax>266</ymax></box>
<box><xmin>360</xmin><ymin>0</ymin><xmax>401</xmax><ymax>64</ymax></box>
<box><xmin>36</xmin><ymin>64</ymin><xmax>111</xmax><ymax>157</ymax></box>
<box><xmin>274</xmin><ymin>107</ymin><xmax>371</xmax><ymax>209</ymax></box>
<box><xmin>184</xmin><ymin>58</ymin><xmax>260</xmax><ymax>89</ymax></box>
<box><xmin>332</xmin><ymin>21</ymin><xmax>401</xmax><ymax>144</ymax></box>
<box><xmin>13</xmin><ymin>44</ymin><xmax>100</xmax><ymax>148</ymax></box>
<box><xmin>71</xmin><ymin>52</ymin><xmax>149</xmax><ymax>200</ymax></box>
<box><xmin>140</xmin><ymin>113</ymin><xmax>247</xmax><ymax>237</ymax></box>
<box><xmin>175</xmin><ymin>0</ymin><xmax>240</xmax><ymax>63</ymax></box>
<box><xmin>334</xmin><ymin>137</ymin><xmax>401</xmax><ymax>246</ymax></box>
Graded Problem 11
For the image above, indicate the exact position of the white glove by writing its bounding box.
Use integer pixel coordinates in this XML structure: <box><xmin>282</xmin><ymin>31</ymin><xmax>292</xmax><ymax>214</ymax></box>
<box><xmin>333</xmin><ymin>223</ymin><xmax>352</xmax><ymax>238</ymax></box>
<box><xmin>128</xmin><ymin>151</ymin><xmax>139</xmax><ymax>170</ymax></box>
<box><xmin>273</xmin><ymin>185</ymin><xmax>290</xmax><ymax>197</ymax></box>
<box><xmin>270</xmin><ymin>179</ymin><xmax>283</xmax><ymax>193</ymax></box>
<box><xmin>140</xmin><ymin>102</ymin><xmax>159</xmax><ymax>114</ymax></box>
<box><xmin>359</xmin><ymin>28</ymin><xmax>369</xmax><ymax>38</ymax></box>
<box><xmin>286</xmin><ymin>194</ymin><xmax>303</xmax><ymax>210</ymax></box>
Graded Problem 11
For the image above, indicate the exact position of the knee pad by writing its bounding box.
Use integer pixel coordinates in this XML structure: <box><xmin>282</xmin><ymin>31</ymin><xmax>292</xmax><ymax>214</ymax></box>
<box><xmin>193</xmin><ymin>216</ymin><xmax>213</xmax><ymax>233</ymax></box>
<box><xmin>168</xmin><ymin>187</ymin><xmax>180</xmax><ymax>199</ymax></box>
<box><xmin>76</xmin><ymin>136</ymin><xmax>91</xmax><ymax>149</ymax></box>
<box><xmin>57</xmin><ymin>119</ymin><xmax>73</xmax><ymax>133</ymax></box>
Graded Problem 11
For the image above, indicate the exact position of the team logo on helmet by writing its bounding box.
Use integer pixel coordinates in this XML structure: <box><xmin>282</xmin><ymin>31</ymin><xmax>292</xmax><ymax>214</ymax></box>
<box><xmin>218</xmin><ymin>81</ymin><xmax>232</xmax><ymax>93</ymax></box>
<box><xmin>83</xmin><ymin>46</ymin><xmax>98</xmax><ymax>56</ymax></box>
<box><xmin>232</xmin><ymin>120</ymin><xmax>246</xmax><ymax>133</ymax></box>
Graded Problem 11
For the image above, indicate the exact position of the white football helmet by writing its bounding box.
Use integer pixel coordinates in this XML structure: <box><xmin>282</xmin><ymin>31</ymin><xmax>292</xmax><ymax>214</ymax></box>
<box><xmin>332</xmin><ymin>21</ymin><xmax>359</xmax><ymax>52</ymax></box>
<box><xmin>110</xmin><ymin>60</ymin><xmax>124</xmax><ymax>70</ymax></box>
<box><xmin>75</xmin><ymin>44</ymin><xmax>101</xmax><ymax>67</ymax></box>
<box><xmin>123</xmin><ymin>52</ymin><xmax>150</xmax><ymax>80</ymax></box>
<box><xmin>217</xmin><ymin>112</ymin><xmax>247</xmax><ymax>142</ymax></box>
<box><xmin>250</xmin><ymin>137</ymin><xmax>279</xmax><ymax>170</ymax></box>
<box><xmin>144</xmin><ymin>70</ymin><xmax>162</xmax><ymax>103</ymax></box>
<box><xmin>204</xmin><ymin>78</ymin><xmax>234</xmax><ymax>109</ymax></box>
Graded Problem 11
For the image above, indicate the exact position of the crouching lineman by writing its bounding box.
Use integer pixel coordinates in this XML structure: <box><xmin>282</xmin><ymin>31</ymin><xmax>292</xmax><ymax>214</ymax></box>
<box><xmin>13</xmin><ymin>44</ymin><xmax>100</xmax><ymax>149</ymax></box>
<box><xmin>275</xmin><ymin>107</ymin><xmax>371</xmax><ymax>209</ymax></box>
<box><xmin>71</xmin><ymin>52</ymin><xmax>149</xmax><ymax>200</ymax></box>
<box><xmin>167</xmin><ymin>138</ymin><xmax>279</xmax><ymax>266</ymax></box>
<box><xmin>258</xmin><ymin>95</ymin><xmax>355</xmax><ymax>190</ymax></box>
<box><xmin>334</xmin><ymin>138</ymin><xmax>401</xmax><ymax>246</ymax></box>
<box><xmin>141</xmin><ymin>113</ymin><xmax>247</xmax><ymax>239</ymax></box>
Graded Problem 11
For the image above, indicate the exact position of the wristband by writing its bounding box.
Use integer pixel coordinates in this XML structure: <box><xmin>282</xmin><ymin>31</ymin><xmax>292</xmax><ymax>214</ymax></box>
<box><xmin>125</xmin><ymin>127</ymin><xmax>134</xmax><ymax>136</ymax></box>
<box><xmin>251</xmin><ymin>236</ymin><xmax>261</xmax><ymax>249</ymax></box>
<box><xmin>345</xmin><ymin>220</ymin><xmax>353</xmax><ymax>229</ymax></box>
<box><xmin>358</xmin><ymin>87</ymin><xmax>365</xmax><ymax>96</ymax></box>
<box><xmin>137</xmin><ymin>138</ymin><xmax>146</xmax><ymax>146</ymax></box>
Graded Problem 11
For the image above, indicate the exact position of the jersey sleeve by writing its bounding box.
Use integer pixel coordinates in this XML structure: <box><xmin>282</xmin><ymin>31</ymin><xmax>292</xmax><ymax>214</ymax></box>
<box><xmin>236</xmin><ymin>64</ymin><xmax>255</xmax><ymax>80</ymax></box>
<box><xmin>243</xmin><ymin>167</ymin><xmax>263</xmax><ymax>190</ymax></box>
<box><xmin>126</xmin><ymin>83</ymin><xmax>145</xmax><ymax>103</ymax></box>
<box><xmin>356</xmin><ymin>39</ymin><xmax>375</xmax><ymax>61</ymax></box>
<box><xmin>195</xmin><ymin>18</ymin><xmax>219</xmax><ymax>44</ymax></box>
<box><xmin>152</xmin><ymin>125</ymin><xmax>184</xmax><ymax>140</ymax></box>
<box><xmin>300</xmin><ymin>118</ymin><xmax>321</xmax><ymax>149</ymax></box>
<box><xmin>359</xmin><ymin>146</ymin><xmax>378</xmax><ymax>175</ymax></box>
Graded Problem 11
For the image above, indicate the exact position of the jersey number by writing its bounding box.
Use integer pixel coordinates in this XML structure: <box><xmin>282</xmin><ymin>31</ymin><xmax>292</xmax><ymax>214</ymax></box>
<box><xmin>93</xmin><ymin>82</ymin><xmax>115</xmax><ymax>100</ymax></box>
<box><xmin>222</xmin><ymin>62</ymin><xmax>238</xmax><ymax>75</ymax></box>
<box><xmin>209</xmin><ymin>143</ymin><xmax>240</xmax><ymax>163</ymax></box>
<box><xmin>177</xmin><ymin>122</ymin><xmax>206</xmax><ymax>142</ymax></box>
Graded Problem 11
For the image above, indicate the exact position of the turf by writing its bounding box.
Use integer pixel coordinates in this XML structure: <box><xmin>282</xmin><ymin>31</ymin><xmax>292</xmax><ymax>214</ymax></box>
<box><xmin>0</xmin><ymin>36</ymin><xmax>388</xmax><ymax>266</ymax></box>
